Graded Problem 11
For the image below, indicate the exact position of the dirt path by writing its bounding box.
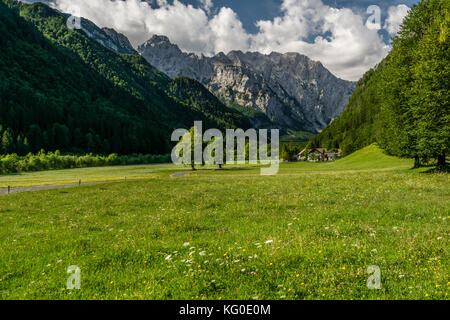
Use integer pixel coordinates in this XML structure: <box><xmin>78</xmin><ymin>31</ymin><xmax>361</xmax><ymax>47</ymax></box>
<box><xmin>170</xmin><ymin>171</ymin><xmax>191</xmax><ymax>178</ymax></box>
<box><xmin>1</xmin><ymin>171</ymin><xmax>192</xmax><ymax>195</ymax></box>
<box><xmin>0</xmin><ymin>182</ymin><xmax>108</xmax><ymax>195</ymax></box>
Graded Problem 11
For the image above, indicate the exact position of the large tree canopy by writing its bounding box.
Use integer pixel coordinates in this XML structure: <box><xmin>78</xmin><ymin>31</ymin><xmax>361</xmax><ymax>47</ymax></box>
<box><xmin>379</xmin><ymin>0</ymin><xmax>449</xmax><ymax>169</ymax></box>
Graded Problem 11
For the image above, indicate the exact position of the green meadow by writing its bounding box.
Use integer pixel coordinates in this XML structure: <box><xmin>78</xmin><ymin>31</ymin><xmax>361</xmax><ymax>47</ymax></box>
<box><xmin>0</xmin><ymin>145</ymin><xmax>448</xmax><ymax>300</ymax></box>
<box><xmin>0</xmin><ymin>163</ymin><xmax>179</xmax><ymax>188</ymax></box>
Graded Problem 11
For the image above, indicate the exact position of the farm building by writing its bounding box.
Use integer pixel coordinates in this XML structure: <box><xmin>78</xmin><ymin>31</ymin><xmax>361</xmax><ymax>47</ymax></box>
<box><xmin>297</xmin><ymin>148</ymin><xmax>341</xmax><ymax>162</ymax></box>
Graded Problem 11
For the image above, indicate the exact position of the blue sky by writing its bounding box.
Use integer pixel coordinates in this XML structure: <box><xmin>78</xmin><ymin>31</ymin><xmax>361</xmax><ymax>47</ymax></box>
<box><xmin>177</xmin><ymin>0</ymin><xmax>420</xmax><ymax>34</ymax></box>
<box><xmin>32</xmin><ymin>0</ymin><xmax>420</xmax><ymax>80</ymax></box>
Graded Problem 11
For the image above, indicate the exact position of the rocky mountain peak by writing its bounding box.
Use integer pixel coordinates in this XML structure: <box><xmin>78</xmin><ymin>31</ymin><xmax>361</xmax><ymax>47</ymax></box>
<box><xmin>102</xmin><ymin>28</ymin><xmax>136</xmax><ymax>54</ymax></box>
<box><xmin>80</xmin><ymin>25</ymin><xmax>355</xmax><ymax>133</ymax></box>
<box><xmin>149</xmin><ymin>34</ymin><xmax>171</xmax><ymax>44</ymax></box>
<box><xmin>78</xmin><ymin>18</ymin><xmax>136</xmax><ymax>54</ymax></box>
<box><xmin>139</xmin><ymin>35</ymin><xmax>180</xmax><ymax>52</ymax></box>
<box><xmin>138</xmin><ymin>37</ymin><xmax>356</xmax><ymax>133</ymax></box>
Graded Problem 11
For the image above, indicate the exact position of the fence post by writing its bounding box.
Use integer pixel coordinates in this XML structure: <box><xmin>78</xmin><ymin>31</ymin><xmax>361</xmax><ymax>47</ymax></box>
<box><xmin>8</xmin><ymin>186</ymin><xmax>10</xmax><ymax>194</ymax></box>
<box><xmin>79</xmin><ymin>179</ymin><xmax>81</xmax><ymax>186</ymax></box>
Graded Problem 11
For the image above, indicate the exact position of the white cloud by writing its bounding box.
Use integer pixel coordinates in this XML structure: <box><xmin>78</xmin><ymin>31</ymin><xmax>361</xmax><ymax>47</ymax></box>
<box><xmin>50</xmin><ymin>0</ymin><xmax>407</xmax><ymax>81</ymax></box>
<box><xmin>198</xmin><ymin>0</ymin><xmax>213</xmax><ymax>14</ymax></box>
<box><xmin>249</xmin><ymin>0</ymin><xmax>390</xmax><ymax>81</ymax></box>
<box><xmin>384</xmin><ymin>4</ymin><xmax>410</xmax><ymax>36</ymax></box>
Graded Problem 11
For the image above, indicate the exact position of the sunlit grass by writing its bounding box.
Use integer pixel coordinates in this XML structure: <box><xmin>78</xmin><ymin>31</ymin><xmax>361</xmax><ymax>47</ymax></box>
<box><xmin>0</xmin><ymin>163</ymin><xmax>180</xmax><ymax>188</ymax></box>
<box><xmin>0</xmin><ymin>145</ymin><xmax>448</xmax><ymax>300</ymax></box>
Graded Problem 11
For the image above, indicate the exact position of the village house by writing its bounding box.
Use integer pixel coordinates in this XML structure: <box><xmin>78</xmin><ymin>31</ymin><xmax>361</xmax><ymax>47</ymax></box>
<box><xmin>297</xmin><ymin>148</ymin><xmax>341</xmax><ymax>162</ymax></box>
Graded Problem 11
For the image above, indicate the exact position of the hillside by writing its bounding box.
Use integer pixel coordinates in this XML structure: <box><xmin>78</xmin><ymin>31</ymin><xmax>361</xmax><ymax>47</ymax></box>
<box><xmin>167</xmin><ymin>77</ymin><xmax>251</xmax><ymax>130</ymax></box>
<box><xmin>0</xmin><ymin>0</ymin><xmax>250</xmax><ymax>156</ymax></box>
<box><xmin>307</xmin><ymin>66</ymin><xmax>383</xmax><ymax>156</ymax></box>
<box><xmin>330</xmin><ymin>144</ymin><xmax>412</xmax><ymax>170</ymax></box>
<box><xmin>308</xmin><ymin>0</ymin><xmax>449</xmax><ymax>169</ymax></box>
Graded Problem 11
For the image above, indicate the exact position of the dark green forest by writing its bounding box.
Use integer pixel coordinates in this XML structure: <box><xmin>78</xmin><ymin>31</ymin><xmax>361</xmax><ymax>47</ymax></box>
<box><xmin>308</xmin><ymin>0</ymin><xmax>449</xmax><ymax>169</ymax></box>
<box><xmin>0</xmin><ymin>0</ymin><xmax>250</xmax><ymax>157</ymax></box>
<box><xmin>167</xmin><ymin>76</ymin><xmax>251</xmax><ymax>131</ymax></box>
<box><xmin>307</xmin><ymin>67</ymin><xmax>383</xmax><ymax>156</ymax></box>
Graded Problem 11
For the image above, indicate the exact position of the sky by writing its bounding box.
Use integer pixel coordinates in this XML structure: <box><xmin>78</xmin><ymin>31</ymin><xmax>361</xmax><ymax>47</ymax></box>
<box><xmin>24</xmin><ymin>0</ymin><xmax>420</xmax><ymax>81</ymax></box>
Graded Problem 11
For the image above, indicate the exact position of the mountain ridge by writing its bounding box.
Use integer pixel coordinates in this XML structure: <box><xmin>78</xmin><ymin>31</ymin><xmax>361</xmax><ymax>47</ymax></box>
<box><xmin>0</xmin><ymin>0</ymin><xmax>250</xmax><ymax>156</ymax></box>
<box><xmin>138</xmin><ymin>34</ymin><xmax>356</xmax><ymax>133</ymax></box>
<box><xmin>78</xmin><ymin>18</ymin><xmax>137</xmax><ymax>54</ymax></box>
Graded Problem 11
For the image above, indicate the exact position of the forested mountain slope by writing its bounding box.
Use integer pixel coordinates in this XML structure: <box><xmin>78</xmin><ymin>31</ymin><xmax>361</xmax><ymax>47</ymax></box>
<box><xmin>0</xmin><ymin>0</ymin><xmax>250</xmax><ymax>155</ymax></box>
<box><xmin>139</xmin><ymin>35</ymin><xmax>355</xmax><ymax>133</ymax></box>
<box><xmin>308</xmin><ymin>0</ymin><xmax>448</xmax><ymax>169</ymax></box>
<box><xmin>307</xmin><ymin>65</ymin><xmax>384</xmax><ymax>156</ymax></box>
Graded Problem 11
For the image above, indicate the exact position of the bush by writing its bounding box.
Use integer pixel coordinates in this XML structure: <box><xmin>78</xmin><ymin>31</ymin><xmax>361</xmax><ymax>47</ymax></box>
<box><xmin>0</xmin><ymin>151</ymin><xmax>171</xmax><ymax>174</ymax></box>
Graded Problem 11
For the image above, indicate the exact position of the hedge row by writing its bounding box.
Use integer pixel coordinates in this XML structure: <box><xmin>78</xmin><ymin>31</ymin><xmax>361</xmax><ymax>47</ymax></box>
<box><xmin>0</xmin><ymin>151</ymin><xmax>171</xmax><ymax>174</ymax></box>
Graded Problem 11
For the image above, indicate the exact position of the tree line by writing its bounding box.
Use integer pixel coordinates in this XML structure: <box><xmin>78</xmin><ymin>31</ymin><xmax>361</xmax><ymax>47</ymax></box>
<box><xmin>0</xmin><ymin>1</ymin><xmax>250</xmax><ymax>160</ymax></box>
<box><xmin>0</xmin><ymin>151</ymin><xmax>170</xmax><ymax>175</ymax></box>
<box><xmin>308</xmin><ymin>0</ymin><xmax>449</xmax><ymax>170</ymax></box>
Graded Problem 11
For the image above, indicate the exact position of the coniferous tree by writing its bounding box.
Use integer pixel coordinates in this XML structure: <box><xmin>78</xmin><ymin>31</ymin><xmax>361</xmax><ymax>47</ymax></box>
<box><xmin>1</xmin><ymin>128</ymin><xmax>15</xmax><ymax>154</ymax></box>
<box><xmin>27</xmin><ymin>124</ymin><xmax>42</xmax><ymax>153</ymax></box>
<box><xmin>0</xmin><ymin>1</ymin><xmax>249</xmax><ymax>156</ymax></box>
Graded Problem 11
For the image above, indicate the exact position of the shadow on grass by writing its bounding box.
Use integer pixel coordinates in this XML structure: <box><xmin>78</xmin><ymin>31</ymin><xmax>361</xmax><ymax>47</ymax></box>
<box><xmin>193</xmin><ymin>166</ymin><xmax>259</xmax><ymax>172</ymax></box>
<box><xmin>417</xmin><ymin>164</ymin><xmax>449</xmax><ymax>174</ymax></box>
<box><xmin>421</xmin><ymin>167</ymin><xmax>449</xmax><ymax>174</ymax></box>
<box><xmin>0</xmin><ymin>172</ymin><xmax>23</xmax><ymax>177</ymax></box>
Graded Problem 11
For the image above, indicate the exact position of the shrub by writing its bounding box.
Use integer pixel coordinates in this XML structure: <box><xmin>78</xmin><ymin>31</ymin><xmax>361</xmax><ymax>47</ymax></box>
<box><xmin>0</xmin><ymin>151</ymin><xmax>171</xmax><ymax>174</ymax></box>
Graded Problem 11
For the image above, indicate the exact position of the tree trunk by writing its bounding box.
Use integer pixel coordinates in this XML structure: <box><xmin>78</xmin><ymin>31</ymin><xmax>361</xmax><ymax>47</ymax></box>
<box><xmin>191</xmin><ymin>163</ymin><xmax>196</xmax><ymax>171</ymax></box>
<box><xmin>437</xmin><ymin>152</ymin><xmax>446</xmax><ymax>171</ymax></box>
<box><xmin>218</xmin><ymin>164</ymin><xmax>222</xmax><ymax>169</ymax></box>
<box><xmin>413</xmin><ymin>156</ymin><xmax>421</xmax><ymax>168</ymax></box>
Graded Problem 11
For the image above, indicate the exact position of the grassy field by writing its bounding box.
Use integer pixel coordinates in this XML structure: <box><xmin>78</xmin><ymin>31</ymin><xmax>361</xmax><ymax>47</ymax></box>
<box><xmin>0</xmin><ymin>145</ymin><xmax>448</xmax><ymax>300</ymax></box>
<box><xmin>0</xmin><ymin>163</ymin><xmax>182</xmax><ymax>188</ymax></box>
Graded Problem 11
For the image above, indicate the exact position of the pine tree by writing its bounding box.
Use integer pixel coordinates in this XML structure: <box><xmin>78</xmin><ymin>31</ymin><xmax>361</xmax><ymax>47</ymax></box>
<box><xmin>1</xmin><ymin>128</ymin><xmax>15</xmax><ymax>154</ymax></box>
<box><xmin>27</xmin><ymin>124</ymin><xmax>42</xmax><ymax>153</ymax></box>
<box><xmin>17</xmin><ymin>135</ymin><xmax>30</xmax><ymax>156</ymax></box>
<box><xmin>101</xmin><ymin>139</ymin><xmax>111</xmax><ymax>155</ymax></box>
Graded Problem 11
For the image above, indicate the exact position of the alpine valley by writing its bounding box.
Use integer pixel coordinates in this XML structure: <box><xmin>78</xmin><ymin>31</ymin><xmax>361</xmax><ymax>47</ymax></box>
<box><xmin>138</xmin><ymin>35</ymin><xmax>355</xmax><ymax>133</ymax></box>
<box><xmin>0</xmin><ymin>0</ymin><xmax>448</xmax><ymax>302</ymax></box>
<box><xmin>0</xmin><ymin>0</ymin><xmax>356</xmax><ymax>159</ymax></box>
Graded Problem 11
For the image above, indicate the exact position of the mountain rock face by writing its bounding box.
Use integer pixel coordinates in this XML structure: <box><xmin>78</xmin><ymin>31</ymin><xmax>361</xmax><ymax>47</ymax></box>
<box><xmin>102</xmin><ymin>27</ymin><xmax>137</xmax><ymax>54</ymax></box>
<box><xmin>79</xmin><ymin>18</ymin><xmax>136</xmax><ymax>54</ymax></box>
<box><xmin>138</xmin><ymin>35</ymin><xmax>356</xmax><ymax>133</ymax></box>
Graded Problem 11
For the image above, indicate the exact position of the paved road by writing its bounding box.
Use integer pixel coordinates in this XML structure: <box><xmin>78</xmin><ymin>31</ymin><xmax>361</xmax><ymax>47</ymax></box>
<box><xmin>0</xmin><ymin>182</ymin><xmax>107</xmax><ymax>195</ymax></box>
<box><xmin>170</xmin><ymin>171</ymin><xmax>191</xmax><ymax>178</ymax></box>
<box><xmin>1</xmin><ymin>171</ymin><xmax>192</xmax><ymax>195</ymax></box>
